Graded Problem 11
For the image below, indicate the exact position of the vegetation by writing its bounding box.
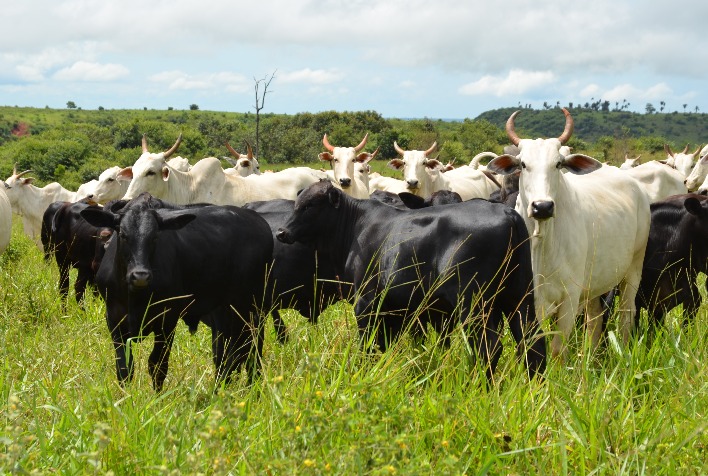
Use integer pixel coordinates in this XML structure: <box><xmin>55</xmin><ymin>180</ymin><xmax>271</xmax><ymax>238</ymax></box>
<box><xmin>1</xmin><ymin>216</ymin><xmax>707</xmax><ymax>474</ymax></box>
<box><xmin>0</xmin><ymin>105</ymin><xmax>705</xmax><ymax>190</ymax></box>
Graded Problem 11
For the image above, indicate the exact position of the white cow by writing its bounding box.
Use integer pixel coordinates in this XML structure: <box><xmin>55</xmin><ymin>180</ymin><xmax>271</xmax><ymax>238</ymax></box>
<box><xmin>368</xmin><ymin>173</ymin><xmax>409</xmax><ymax>194</ymax></box>
<box><xmin>318</xmin><ymin>133</ymin><xmax>378</xmax><ymax>199</ymax></box>
<box><xmin>619</xmin><ymin>154</ymin><xmax>642</xmax><ymax>170</ymax></box>
<box><xmin>487</xmin><ymin>108</ymin><xmax>650</xmax><ymax>359</ymax></box>
<box><xmin>664</xmin><ymin>143</ymin><xmax>702</xmax><ymax>179</ymax></box>
<box><xmin>684</xmin><ymin>146</ymin><xmax>708</xmax><ymax>191</ymax></box>
<box><xmin>120</xmin><ymin>136</ymin><xmax>329</xmax><ymax>205</ymax></box>
<box><xmin>388</xmin><ymin>141</ymin><xmax>499</xmax><ymax>200</ymax></box>
<box><xmin>623</xmin><ymin>161</ymin><xmax>687</xmax><ymax>202</ymax></box>
<box><xmin>0</xmin><ymin>186</ymin><xmax>12</xmax><ymax>255</ymax></box>
<box><xmin>224</xmin><ymin>141</ymin><xmax>260</xmax><ymax>177</ymax></box>
<box><xmin>3</xmin><ymin>167</ymin><xmax>77</xmax><ymax>246</ymax></box>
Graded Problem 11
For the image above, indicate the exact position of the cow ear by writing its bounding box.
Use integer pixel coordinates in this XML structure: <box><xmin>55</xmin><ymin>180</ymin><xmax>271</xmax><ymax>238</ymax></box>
<box><xmin>162</xmin><ymin>167</ymin><xmax>170</xmax><ymax>181</ymax></box>
<box><xmin>487</xmin><ymin>155</ymin><xmax>521</xmax><ymax>175</ymax></box>
<box><xmin>388</xmin><ymin>159</ymin><xmax>404</xmax><ymax>170</ymax></box>
<box><xmin>20</xmin><ymin>177</ymin><xmax>34</xmax><ymax>185</ymax></box>
<box><xmin>357</xmin><ymin>151</ymin><xmax>375</xmax><ymax>164</ymax></box>
<box><xmin>318</xmin><ymin>152</ymin><xmax>334</xmax><ymax>163</ymax></box>
<box><xmin>562</xmin><ymin>154</ymin><xmax>603</xmax><ymax>175</ymax></box>
<box><xmin>156</xmin><ymin>210</ymin><xmax>196</xmax><ymax>230</ymax></box>
<box><xmin>327</xmin><ymin>186</ymin><xmax>341</xmax><ymax>208</ymax></box>
<box><xmin>117</xmin><ymin>167</ymin><xmax>133</xmax><ymax>182</ymax></box>
<box><xmin>80</xmin><ymin>209</ymin><xmax>119</xmax><ymax>229</ymax></box>
<box><xmin>684</xmin><ymin>197</ymin><xmax>706</xmax><ymax>216</ymax></box>
<box><xmin>397</xmin><ymin>192</ymin><xmax>426</xmax><ymax>209</ymax></box>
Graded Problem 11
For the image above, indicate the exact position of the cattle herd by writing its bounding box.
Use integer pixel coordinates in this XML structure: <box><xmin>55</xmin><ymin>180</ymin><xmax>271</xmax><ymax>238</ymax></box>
<box><xmin>1</xmin><ymin>108</ymin><xmax>707</xmax><ymax>391</ymax></box>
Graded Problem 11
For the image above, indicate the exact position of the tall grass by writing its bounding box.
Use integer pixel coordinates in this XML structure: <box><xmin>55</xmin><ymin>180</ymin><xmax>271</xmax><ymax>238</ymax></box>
<box><xmin>1</xmin><ymin>219</ymin><xmax>706</xmax><ymax>474</ymax></box>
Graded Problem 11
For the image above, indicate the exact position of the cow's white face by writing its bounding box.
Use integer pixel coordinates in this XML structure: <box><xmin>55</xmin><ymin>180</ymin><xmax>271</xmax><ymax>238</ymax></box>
<box><xmin>666</xmin><ymin>147</ymin><xmax>700</xmax><ymax>179</ymax></box>
<box><xmin>320</xmin><ymin>147</ymin><xmax>373</xmax><ymax>190</ymax></box>
<box><xmin>516</xmin><ymin>138</ymin><xmax>566</xmax><ymax>219</ymax></box>
<box><xmin>685</xmin><ymin>154</ymin><xmax>708</xmax><ymax>191</ymax></box>
<box><xmin>488</xmin><ymin>138</ymin><xmax>602</xmax><ymax>220</ymax></box>
<box><xmin>2</xmin><ymin>173</ymin><xmax>33</xmax><ymax>208</ymax></box>
<box><xmin>93</xmin><ymin>166</ymin><xmax>125</xmax><ymax>203</ymax></box>
<box><xmin>388</xmin><ymin>150</ymin><xmax>442</xmax><ymax>197</ymax></box>
<box><xmin>234</xmin><ymin>155</ymin><xmax>260</xmax><ymax>177</ymax></box>
<box><xmin>122</xmin><ymin>155</ymin><xmax>170</xmax><ymax>199</ymax></box>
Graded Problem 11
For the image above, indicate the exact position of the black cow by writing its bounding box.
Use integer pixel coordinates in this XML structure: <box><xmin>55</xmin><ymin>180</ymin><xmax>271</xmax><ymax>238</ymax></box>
<box><xmin>81</xmin><ymin>193</ymin><xmax>273</xmax><ymax>391</ymax></box>
<box><xmin>243</xmin><ymin>199</ymin><xmax>350</xmax><ymax>342</ymax></box>
<box><xmin>635</xmin><ymin>194</ymin><xmax>708</xmax><ymax>333</ymax></box>
<box><xmin>41</xmin><ymin>198</ymin><xmax>107</xmax><ymax>303</ymax></box>
<box><xmin>276</xmin><ymin>181</ymin><xmax>546</xmax><ymax>381</ymax></box>
<box><xmin>370</xmin><ymin>189</ymin><xmax>464</xmax><ymax>210</ymax></box>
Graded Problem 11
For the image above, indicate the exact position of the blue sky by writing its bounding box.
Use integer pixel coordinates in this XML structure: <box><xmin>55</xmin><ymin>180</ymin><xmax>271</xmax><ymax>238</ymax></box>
<box><xmin>1</xmin><ymin>1</ymin><xmax>706</xmax><ymax>119</ymax></box>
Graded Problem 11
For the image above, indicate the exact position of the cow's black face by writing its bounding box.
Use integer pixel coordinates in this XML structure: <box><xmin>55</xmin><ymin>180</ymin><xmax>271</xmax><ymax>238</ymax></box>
<box><xmin>118</xmin><ymin>209</ymin><xmax>159</xmax><ymax>292</ymax></box>
<box><xmin>277</xmin><ymin>181</ymin><xmax>337</xmax><ymax>246</ymax></box>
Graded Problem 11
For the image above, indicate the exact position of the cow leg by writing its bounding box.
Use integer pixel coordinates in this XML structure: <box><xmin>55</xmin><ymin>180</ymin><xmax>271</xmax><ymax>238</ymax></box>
<box><xmin>617</xmin><ymin>274</ymin><xmax>641</xmax><ymax>344</ymax></box>
<box><xmin>107</xmin><ymin>313</ymin><xmax>134</xmax><ymax>385</ymax></box>
<box><xmin>148</xmin><ymin>326</ymin><xmax>176</xmax><ymax>392</ymax></box>
<box><xmin>74</xmin><ymin>268</ymin><xmax>91</xmax><ymax>304</ymax></box>
<box><xmin>58</xmin><ymin>263</ymin><xmax>70</xmax><ymax>302</ymax></box>
<box><xmin>585</xmin><ymin>297</ymin><xmax>605</xmax><ymax>350</ymax></box>
<box><xmin>211</xmin><ymin>309</ymin><xmax>262</xmax><ymax>386</ymax></box>
<box><xmin>469</xmin><ymin>312</ymin><xmax>503</xmax><ymax>384</ymax></box>
<box><xmin>680</xmin><ymin>278</ymin><xmax>701</xmax><ymax>328</ymax></box>
<box><xmin>505</xmin><ymin>301</ymin><xmax>547</xmax><ymax>379</ymax></box>
<box><xmin>551</xmin><ymin>298</ymin><xmax>579</xmax><ymax>361</ymax></box>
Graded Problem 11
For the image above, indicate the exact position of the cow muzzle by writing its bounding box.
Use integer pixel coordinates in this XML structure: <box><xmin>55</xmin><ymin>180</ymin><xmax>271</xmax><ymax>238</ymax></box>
<box><xmin>339</xmin><ymin>177</ymin><xmax>351</xmax><ymax>188</ymax></box>
<box><xmin>699</xmin><ymin>188</ymin><xmax>708</xmax><ymax>196</ymax></box>
<box><xmin>128</xmin><ymin>269</ymin><xmax>152</xmax><ymax>288</ymax></box>
<box><xmin>406</xmin><ymin>179</ymin><xmax>419</xmax><ymax>190</ymax></box>
<box><xmin>275</xmin><ymin>228</ymin><xmax>293</xmax><ymax>244</ymax></box>
<box><xmin>531</xmin><ymin>200</ymin><xmax>555</xmax><ymax>219</ymax></box>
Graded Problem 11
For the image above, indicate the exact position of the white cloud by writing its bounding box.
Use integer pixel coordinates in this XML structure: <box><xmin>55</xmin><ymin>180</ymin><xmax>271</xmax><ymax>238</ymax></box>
<box><xmin>149</xmin><ymin>70</ymin><xmax>249</xmax><ymax>93</ymax></box>
<box><xmin>53</xmin><ymin>61</ymin><xmax>129</xmax><ymax>81</ymax></box>
<box><xmin>279</xmin><ymin>68</ymin><xmax>344</xmax><ymax>85</ymax></box>
<box><xmin>459</xmin><ymin>70</ymin><xmax>556</xmax><ymax>97</ymax></box>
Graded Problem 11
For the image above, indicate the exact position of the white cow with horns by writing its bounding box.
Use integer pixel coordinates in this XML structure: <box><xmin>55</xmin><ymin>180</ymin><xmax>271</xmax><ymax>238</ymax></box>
<box><xmin>318</xmin><ymin>133</ymin><xmax>378</xmax><ymax>199</ymax></box>
<box><xmin>487</xmin><ymin>108</ymin><xmax>650</xmax><ymax>359</ymax></box>
<box><xmin>120</xmin><ymin>134</ymin><xmax>329</xmax><ymax>205</ymax></box>
<box><xmin>223</xmin><ymin>141</ymin><xmax>261</xmax><ymax>177</ymax></box>
<box><xmin>3</xmin><ymin>166</ymin><xmax>77</xmax><ymax>247</ymax></box>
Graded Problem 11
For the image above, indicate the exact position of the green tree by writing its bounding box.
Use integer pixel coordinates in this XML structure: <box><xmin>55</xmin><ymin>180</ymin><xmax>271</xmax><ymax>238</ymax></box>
<box><xmin>66</xmin><ymin>101</ymin><xmax>77</xmax><ymax>109</ymax></box>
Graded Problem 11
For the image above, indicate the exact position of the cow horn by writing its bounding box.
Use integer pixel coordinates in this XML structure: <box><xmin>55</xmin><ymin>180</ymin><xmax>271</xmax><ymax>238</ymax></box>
<box><xmin>354</xmin><ymin>133</ymin><xmax>369</xmax><ymax>152</ymax></box>
<box><xmin>163</xmin><ymin>134</ymin><xmax>183</xmax><ymax>158</ymax></box>
<box><xmin>664</xmin><ymin>144</ymin><xmax>674</xmax><ymax>157</ymax></box>
<box><xmin>322</xmin><ymin>134</ymin><xmax>335</xmax><ymax>152</ymax></box>
<box><xmin>245</xmin><ymin>140</ymin><xmax>254</xmax><ymax>159</ymax></box>
<box><xmin>425</xmin><ymin>141</ymin><xmax>438</xmax><ymax>156</ymax></box>
<box><xmin>16</xmin><ymin>169</ymin><xmax>32</xmax><ymax>178</ymax></box>
<box><xmin>692</xmin><ymin>145</ymin><xmax>701</xmax><ymax>156</ymax></box>
<box><xmin>142</xmin><ymin>134</ymin><xmax>149</xmax><ymax>153</ymax></box>
<box><xmin>558</xmin><ymin>108</ymin><xmax>574</xmax><ymax>145</ymax></box>
<box><xmin>505</xmin><ymin>110</ymin><xmax>522</xmax><ymax>146</ymax></box>
<box><xmin>394</xmin><ymin>141</ymin><xmax>405</xmax><ymax>155</ymax></box>
<box><xmin>682</xmin><ymin>144</ymin><xmax>689</xmax><ymax>154</ymax></box>
<box><xmin>12</xmin><ymin>163</ymin><xmax>17</xmax><ymax>175</ymax></box>
<box><xmin>225</xmin><ymin>142</ymin><xmax>240</xmax><ymax>157</ymax></box>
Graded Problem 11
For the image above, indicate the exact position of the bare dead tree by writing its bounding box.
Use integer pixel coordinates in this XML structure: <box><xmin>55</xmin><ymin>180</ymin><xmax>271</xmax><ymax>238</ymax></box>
<box><xmin>253</xmin><ymin>71</ymin><xmax>276</xmax><ymax>158</ymax></box>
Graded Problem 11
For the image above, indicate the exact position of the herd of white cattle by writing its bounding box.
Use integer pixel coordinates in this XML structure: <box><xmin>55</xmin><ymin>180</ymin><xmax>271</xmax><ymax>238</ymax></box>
<box><xmin>0</xmin><ymin>108</ymin><xmax>706</xmax><ymax>359</ymax></box>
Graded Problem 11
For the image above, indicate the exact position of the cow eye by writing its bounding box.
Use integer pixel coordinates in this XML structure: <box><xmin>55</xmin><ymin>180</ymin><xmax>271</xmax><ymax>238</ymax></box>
<box><xmin>556</xmin><ymin>161</ymin><xmax>563</xmax><ymax>169</ymax></box>
<box><xmin>520</xmin><ymin>161</ymin><xmax>527</xmax><ymax>169</ymax></box>
<box><xmin>146</xmin><ymin>171</ymin><xmax>156</xmax><ymax>177</ymax></box>
<box><xmin>107</xmin><ymin>178</ymin><xmax>115</xmax><ymax>182</ymax></box>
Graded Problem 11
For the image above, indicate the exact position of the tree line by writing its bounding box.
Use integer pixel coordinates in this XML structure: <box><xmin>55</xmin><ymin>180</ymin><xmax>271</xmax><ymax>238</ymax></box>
<box><xmin>0</xmin><ymin>105</ymin><xmax>704</xmax><ymax>191</ymax></box>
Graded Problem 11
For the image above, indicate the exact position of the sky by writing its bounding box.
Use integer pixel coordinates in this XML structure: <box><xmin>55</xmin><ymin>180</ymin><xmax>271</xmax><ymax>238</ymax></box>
<box><xmin>1</xmin><ymin>1</ymin><xmax>707</xmax><ymax>120</ymax></box>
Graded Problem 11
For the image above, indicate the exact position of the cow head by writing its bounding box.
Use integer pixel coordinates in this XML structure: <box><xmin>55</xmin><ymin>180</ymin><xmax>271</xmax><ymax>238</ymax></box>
<box><xmin>3</xmin><ymin>166</ymin><xmax>35</xmax><ymax>209</ymax></box>
<box><xmin>665</xmin><ymin>143</ymin><xmax>701</xmax><ymax>178</ymax></box>
<box><xmin>387</xmin><ymin>141</ymin><xmax>440</xmax><ymax>196</ymax></box>
<box><xmin>487</xmin><ymin>108</ymin><xmax>601</xmax><ymax>220</ymax></box>
<box><xmin>619</xmin><ymin>154</ymin><xmax>642</xmax><ymax>170</ymax></box>
<box><xmin>120</xmin><ymin>134</ymin><xmax>183</xmax><ymax>200</ymax></box>
<box><xmin>319</xmin><ymin>133</ymin><xmax>377</xmax><ymax>191</ymax></box>
<box><xmin>225</xmin><ymin>141</ymin><xmax>260</xmax><ymax>177</ymax></box>
<box><xmin>81</xmin><ymin>194</ymin><xmax>196</xmax><ymax>292</ymax></box>
<box><xmin>276</xmin><ymin>180</ymin><xmax>341</xmax><ymax>247</ymax></box>
<box><xmin>685</xmin><ymin>152</ymin><xmax>708</xmax><ymax>191</ymax></box>
<box><xmin>92</xmin><ymin>166</ymin><xmax>128</xmax><ymax>204</ymax></box>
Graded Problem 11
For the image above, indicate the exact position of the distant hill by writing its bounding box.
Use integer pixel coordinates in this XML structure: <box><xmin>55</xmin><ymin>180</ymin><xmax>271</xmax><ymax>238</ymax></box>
<box><xmin>476</xmin><ymin>107</ymin><xmax>707</xmax><ymax>147</ymax></box>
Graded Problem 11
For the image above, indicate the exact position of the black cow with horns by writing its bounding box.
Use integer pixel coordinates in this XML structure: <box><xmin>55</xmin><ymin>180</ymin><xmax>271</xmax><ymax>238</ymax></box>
<box><xmin>81</xmin><ymin>193</ymin><xmax>273</xmax><ymax>391</ymax></box>
<box><xmin>276</xmin><ymin>180</ymin><xmax>546</xmax><ymax>381</ymax></box>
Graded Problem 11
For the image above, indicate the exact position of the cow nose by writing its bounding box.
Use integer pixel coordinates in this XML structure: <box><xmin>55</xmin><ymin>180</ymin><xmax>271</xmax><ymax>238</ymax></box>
<box><xmin>531</xmin><ymin>200</ymin><xmax>555</xmax><ymax>219</ymax></box>
<box><xmin>339</xmin><ymin>177</ymin><xmax>351</xmax><ymax>188</ymax></box>
<box><xmin>699</xmin><ymin>189</ymin><xmax>708</xmax><ymax>196</ymax></box>
<box><xmin>129</xmin><ymin>269</ymin><xmax>152</xmax><ymax>288</ymax></box>
<box><xmin>406</xmin><ymin>179</ymin><xmax>419</xmax><ymax>189</ymax></box>
<box><xmin>275</xmin><ymin>228</ymin><xmax>292</xmax><ymax>244</ymax></box>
